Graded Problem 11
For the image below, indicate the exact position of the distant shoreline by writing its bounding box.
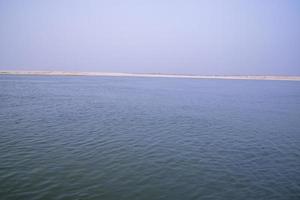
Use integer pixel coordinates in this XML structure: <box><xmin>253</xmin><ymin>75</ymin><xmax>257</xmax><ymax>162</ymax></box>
<box><xmin>1</xmin><ymin>70</ymin><xmax>300</xmax><ymax>81</ymax></box>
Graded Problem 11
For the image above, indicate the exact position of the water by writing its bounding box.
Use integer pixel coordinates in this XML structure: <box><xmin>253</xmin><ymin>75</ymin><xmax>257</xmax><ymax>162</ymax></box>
<box><xmin>0</xmin><ymin>75</ymin><xmax>299</xmax><ymax>200</ymax></box>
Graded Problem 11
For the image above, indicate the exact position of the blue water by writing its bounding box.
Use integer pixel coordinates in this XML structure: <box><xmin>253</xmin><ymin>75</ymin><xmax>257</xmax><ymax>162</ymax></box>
<box><xmin>0</xmin><ymin>75</ymin><xmax>300</xmax><ymax>200</ymax></box>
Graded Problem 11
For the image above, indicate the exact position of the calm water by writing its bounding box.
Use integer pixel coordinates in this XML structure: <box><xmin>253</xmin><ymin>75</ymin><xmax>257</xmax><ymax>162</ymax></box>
<box><xmin>0</xmin><ymin>75</ymin><xmax>300</xmax><ymax>200</ymax></box>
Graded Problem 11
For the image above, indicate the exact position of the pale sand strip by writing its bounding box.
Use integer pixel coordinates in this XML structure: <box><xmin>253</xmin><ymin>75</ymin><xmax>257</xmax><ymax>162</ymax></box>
<box><xmin>0</xmin><ymin>70</ymin><xmax>300</xmax><ymax>81</ymax></box>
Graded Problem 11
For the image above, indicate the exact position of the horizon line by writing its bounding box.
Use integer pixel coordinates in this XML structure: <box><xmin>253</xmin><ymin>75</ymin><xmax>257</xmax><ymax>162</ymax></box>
<box><xmin>1</xmin><ymin>70</ymin><xmax>300</xmax><ymax>81</ymax></box>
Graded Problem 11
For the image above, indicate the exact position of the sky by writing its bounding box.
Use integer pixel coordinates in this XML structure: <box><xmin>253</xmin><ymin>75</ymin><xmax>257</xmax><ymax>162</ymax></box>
<box><xmin>0</xmin><ymin>0</ymin><xmax>299</xmax><ymax>75</ymax></box>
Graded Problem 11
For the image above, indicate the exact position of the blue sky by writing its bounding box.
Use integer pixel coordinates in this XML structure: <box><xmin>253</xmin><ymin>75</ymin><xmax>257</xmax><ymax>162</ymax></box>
<box><xmin>0</xmin><ymin>0</ymin><xmax>299</xmax><ymax>75</ymax></box>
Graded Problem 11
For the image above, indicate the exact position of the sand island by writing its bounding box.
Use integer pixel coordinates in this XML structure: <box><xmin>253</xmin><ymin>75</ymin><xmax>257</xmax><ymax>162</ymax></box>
<box><xmin>0</xmin><ymin>70</ymin><xmax>300</xmax><ymax>81</ymax></box>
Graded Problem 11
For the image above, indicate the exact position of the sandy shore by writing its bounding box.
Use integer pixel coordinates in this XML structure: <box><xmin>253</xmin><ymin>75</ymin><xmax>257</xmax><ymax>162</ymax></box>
<box><xmin>1</xmin><ymin>70</ymin><xmax>300</xmax><ymax>81</ymax></box>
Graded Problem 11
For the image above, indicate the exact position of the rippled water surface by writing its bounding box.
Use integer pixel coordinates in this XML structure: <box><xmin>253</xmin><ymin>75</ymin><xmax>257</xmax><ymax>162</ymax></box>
<box><xmin>0</xmin><ymin>75</ymin><xmax>300</xmax><ymax>200</ymax></box>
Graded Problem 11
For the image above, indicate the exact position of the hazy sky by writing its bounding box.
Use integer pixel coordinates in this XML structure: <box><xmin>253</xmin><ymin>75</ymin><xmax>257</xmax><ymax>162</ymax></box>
<box><xmin>0</xmin><ymin>0</ymin><xmax>299</xmax><ymax>75</ymax></box>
